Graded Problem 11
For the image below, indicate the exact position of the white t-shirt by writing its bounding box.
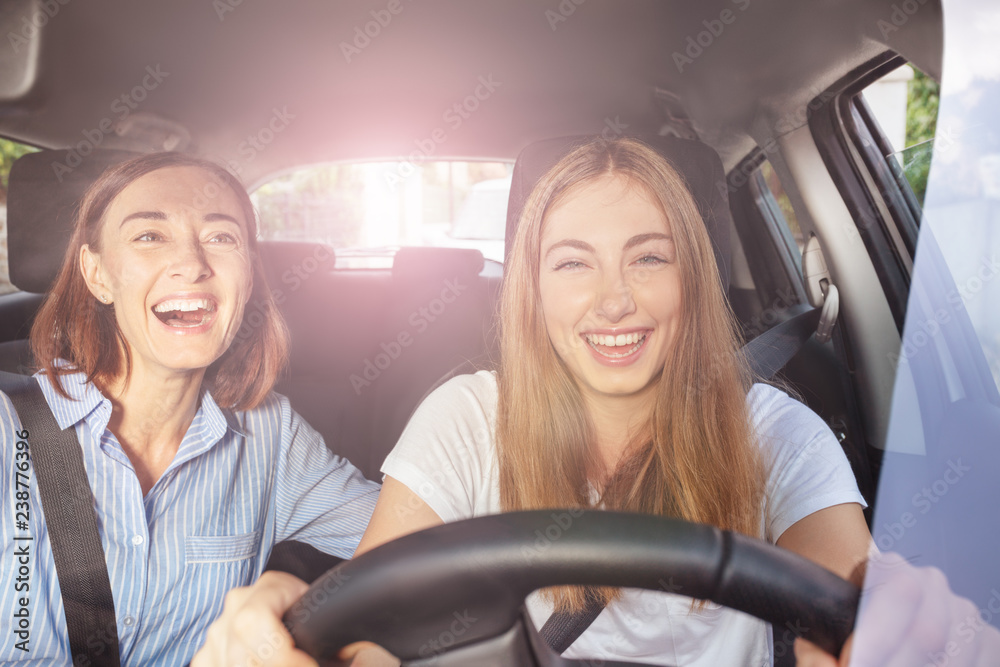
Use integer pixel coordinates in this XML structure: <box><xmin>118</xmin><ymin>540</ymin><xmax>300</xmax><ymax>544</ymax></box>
<box><xmin>382</xmin><ymin>371</ymin><xmax>866</xmax><ymax>666</ymax></box>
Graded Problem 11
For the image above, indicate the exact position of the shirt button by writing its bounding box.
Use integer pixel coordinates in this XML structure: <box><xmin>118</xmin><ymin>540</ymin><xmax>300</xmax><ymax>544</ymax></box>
<box><xmin>131</xmin><ymin>534</ymin><xmax>144</xmax><ymax>546</ymax></box>
<box><xmin>123</xmin><ymin>616</ymin><xmax>134</xmax><ymax>627</ymax></box>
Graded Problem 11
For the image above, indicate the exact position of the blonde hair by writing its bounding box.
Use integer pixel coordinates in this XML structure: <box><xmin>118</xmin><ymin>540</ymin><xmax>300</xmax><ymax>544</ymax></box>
<box><xmin>496</xmin><ymin>137</ymin><xmax>764</xmax><ymax>610</ymax></box>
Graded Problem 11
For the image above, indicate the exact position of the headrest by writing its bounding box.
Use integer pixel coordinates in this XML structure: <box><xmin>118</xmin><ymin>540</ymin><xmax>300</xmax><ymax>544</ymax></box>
<box><xmin>8</xmin><ymin>149</ymin><xmax>141</xmax><ymax>293</ymax></box>
<box><xmin>505</xmin><ymin>136</ymin><xmax>732</xmax><ymax>290</ymax></box>
<box><xmin>392</xmin><ymin>247</ymin><xmax>484</xmax><ymax>281</ymax></box>
<box><xmin>258</xmin><ymin>240</ymin><xmax>336</xmax><ymax>290</ymax></box>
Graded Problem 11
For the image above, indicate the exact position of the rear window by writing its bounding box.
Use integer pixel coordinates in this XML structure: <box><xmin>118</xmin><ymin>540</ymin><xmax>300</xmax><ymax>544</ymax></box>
<box><xmin>251</xmin><ymin>160</ymin><xmax>512</xmax><ymax>268</ymax></box>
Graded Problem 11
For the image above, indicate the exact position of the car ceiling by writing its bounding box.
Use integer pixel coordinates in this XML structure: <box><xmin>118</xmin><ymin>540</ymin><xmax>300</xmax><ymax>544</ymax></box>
<box><xmin>0</xmin><ymin>0</ymin><xmax>941</xmax><ymax>186</ymax></box>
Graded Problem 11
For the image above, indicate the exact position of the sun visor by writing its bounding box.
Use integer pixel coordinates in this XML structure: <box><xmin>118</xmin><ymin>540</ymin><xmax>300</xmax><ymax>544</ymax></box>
<box><xmin>0</xmin><ymin>0</ymin><xmax>42</xmax><ymax>101</ymax></box>
<box><xmin>7</xmin><ymin>149</ymin><xmax>140</xmax><ymax>293</ymax></box>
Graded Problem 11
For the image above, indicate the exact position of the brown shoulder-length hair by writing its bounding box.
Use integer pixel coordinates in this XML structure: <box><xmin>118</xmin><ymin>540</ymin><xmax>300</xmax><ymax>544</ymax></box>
<box><xmin>497</xmin><ymin>137</ymin><xmax>765</xmax><ymax>610</ymax></box>
<box><xmin>30</xmin><ymin>152</ymin><xmax>289</xmax><ymax>411</ymax></box>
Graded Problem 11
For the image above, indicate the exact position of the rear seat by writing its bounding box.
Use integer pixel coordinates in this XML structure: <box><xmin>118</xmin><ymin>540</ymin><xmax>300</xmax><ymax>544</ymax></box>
<box><xmin>365</xmin><ymin>247</ymin><xmax>501</xmax><ymax>474</ymax></box>
<box><xmin>0</xmin><ymin>292</ymin><xmax>44</xmax><ymax>374</ymax></box>
<box><xmin>262</xmin><ymin>243</ymin><xmax>500</xmax><ymax>481</ymax></box>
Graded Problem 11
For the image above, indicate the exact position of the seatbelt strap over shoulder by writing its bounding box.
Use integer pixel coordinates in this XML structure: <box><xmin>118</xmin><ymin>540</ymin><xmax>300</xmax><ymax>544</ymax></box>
<box><xmin>0</xmin><ymin>372</ymin><xmax>121</xmax><ymax>667</ymax></box>
<box><xmin>743</xmin><ymin>304</ymin><xmax>822</xmax><ymax>380</ymax></box>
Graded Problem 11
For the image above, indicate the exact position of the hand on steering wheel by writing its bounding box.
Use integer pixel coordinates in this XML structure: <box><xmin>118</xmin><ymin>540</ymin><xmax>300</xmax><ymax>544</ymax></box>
<box><xmin>285</xmin><ymin>510</ymin><xmax>859</xmax><ymax>666</ymax></box>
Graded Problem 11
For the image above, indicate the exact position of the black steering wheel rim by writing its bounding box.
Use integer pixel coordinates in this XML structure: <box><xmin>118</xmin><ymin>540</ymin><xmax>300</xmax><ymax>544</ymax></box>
<box><xmin>285</xmin><ymin>510</ymin><xmax>858</xmax><ymax>665</ymax></box>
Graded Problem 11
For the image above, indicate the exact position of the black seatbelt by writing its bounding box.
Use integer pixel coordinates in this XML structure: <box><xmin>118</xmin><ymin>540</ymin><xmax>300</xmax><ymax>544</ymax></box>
<box><xmin>0</xmin><ymin>372</ymin><xmax>121</xmax><ymax>667</ymax></box>
<box><xmin>743</xmin><ymin>305</ymin><xmax>822</xmax><ymax>381</ymax></box>
<box><xmin>538</xmin><ymin>589</ymin><xmax>607</xmax><ymax>655</ymax></box>
<box><xmin>538</xmin><ymin>305</ymin><xmax>824</xmax><ymax>653</ymax></box>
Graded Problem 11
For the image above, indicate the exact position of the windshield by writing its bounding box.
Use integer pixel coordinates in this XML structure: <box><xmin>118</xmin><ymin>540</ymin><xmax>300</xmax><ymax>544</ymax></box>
<box><xmin>864</xmin><ymin>0</ymin><xmax>1000</xmax><ymax>660</ymax></box>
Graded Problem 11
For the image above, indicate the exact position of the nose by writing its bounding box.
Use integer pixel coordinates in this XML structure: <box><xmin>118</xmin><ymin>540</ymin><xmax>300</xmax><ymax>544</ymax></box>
<box><xmin>170</xmin><ymin>237</ymin><xmax>212</xmax><ymax>282</ymax></box>
<box><xmin>594</xmin><ymin>270</ymin><xmax>636</xmax><ymax>323</ymax></box>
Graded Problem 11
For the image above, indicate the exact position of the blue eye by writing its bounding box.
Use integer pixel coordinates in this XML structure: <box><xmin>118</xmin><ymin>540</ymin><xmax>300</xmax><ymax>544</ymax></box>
<box><xmin>554</xmin><ymin>260</ymin><xmax>585</xmax><ymax>271</ymax></box>
<box><xmin>636</xmin><ymin>254</ymin><xmax>667</xmax><ymax>266</ymax></box>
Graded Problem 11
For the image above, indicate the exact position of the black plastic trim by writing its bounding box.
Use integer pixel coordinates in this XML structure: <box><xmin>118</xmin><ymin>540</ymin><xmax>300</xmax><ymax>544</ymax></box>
<box><xmin>808</xmin><ymin>52</ymin><xmax>912</xmax><ymax>333</ymax></box>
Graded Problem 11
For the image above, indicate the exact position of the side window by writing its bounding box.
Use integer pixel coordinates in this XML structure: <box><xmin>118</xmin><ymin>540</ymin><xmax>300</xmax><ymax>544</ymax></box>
<box><xmin>809</xmin><ymin>56</ymin><xmax>941</xmax><ymax>331</ymax></box>
<box><xmin>251</xmin><ymin>160</ymin><xmax>512</xmax><ymax>268</ymax></box>
<box><xmin>861</xmin><ymin>64</ymin><xmax>938</xmax><ymax>209</ymax></box>
<box><xmin>726</xmin><ymin>153</ymin><xmax>808</xmax><ymax>337</ymax></box>
<box><xmin>845</xmin><ymin>61</ymin><xmax>940</xmax><ymax>268</ymax></box>
<box><xmin>752</xmin><ymin>159</ymin><xmax>804</xmax><ymax>273</ymax></box>
<box><xmin>0</xmin><ymin>138</ymin><xmax>39</xmax><ymax>295</ymax></box>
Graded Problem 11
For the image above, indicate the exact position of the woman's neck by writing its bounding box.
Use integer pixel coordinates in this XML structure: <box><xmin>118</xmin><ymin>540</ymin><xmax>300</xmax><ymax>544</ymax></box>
<box><xmin>581</xmin><ymin>386</ymin><xmax>656</xmax><ymax>479</ymax></box>
<box><xmin>102</xmin><ymin>365</ymin><xmax>206</xmax><ymax>495</ymax></box>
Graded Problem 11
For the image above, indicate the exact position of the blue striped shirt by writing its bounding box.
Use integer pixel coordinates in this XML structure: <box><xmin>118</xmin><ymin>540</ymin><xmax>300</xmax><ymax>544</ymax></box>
<box><xmin>0</xmin><ymin>370</ymin><xmax>379</xmax><ymax>665</ymax></box>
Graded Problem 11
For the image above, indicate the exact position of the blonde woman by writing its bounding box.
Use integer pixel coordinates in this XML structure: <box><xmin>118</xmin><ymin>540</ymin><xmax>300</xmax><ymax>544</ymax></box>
<box><xmin>199</xmin><ymin>137</ymin><xmax>871</xmax><ymax>665</ymax></box>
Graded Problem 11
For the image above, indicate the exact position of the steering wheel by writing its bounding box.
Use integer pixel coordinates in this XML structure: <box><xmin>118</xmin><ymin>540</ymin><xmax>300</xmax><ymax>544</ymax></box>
<box><xmin>285</xmin><ymin>510</ymin><xmax>858</xmax><ymax>666</ymax></box>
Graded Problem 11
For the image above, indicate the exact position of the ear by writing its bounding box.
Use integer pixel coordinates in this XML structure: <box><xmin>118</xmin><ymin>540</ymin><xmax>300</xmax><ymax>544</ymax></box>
<box><xmin>80</xmin><ymin>244</ymin><xmax>111</xmax><ymax>303</ymax></box>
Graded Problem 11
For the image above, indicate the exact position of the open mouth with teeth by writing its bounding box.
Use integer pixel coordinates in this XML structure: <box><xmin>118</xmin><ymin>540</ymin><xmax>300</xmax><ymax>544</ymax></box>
<box><xmin>152</xmin><ymin>298</ymin><xmax>217</xmax><ymax>328</ymax></box>
<box><xmin>584</xmin><ymin>332</ymin><xmax>648</xmax><ymax>359</ymax></box>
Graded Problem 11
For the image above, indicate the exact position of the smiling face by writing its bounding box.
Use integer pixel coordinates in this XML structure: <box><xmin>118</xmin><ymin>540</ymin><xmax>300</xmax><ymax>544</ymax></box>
<box><xmin>538</xmin><ymin>173</ymin><xmax>682</xmax><ymax>405</ymax></box>
<box><xmin>80</xmin><ymin>165</ymin><xmax>254</xmax><ymax>382</ymax></box>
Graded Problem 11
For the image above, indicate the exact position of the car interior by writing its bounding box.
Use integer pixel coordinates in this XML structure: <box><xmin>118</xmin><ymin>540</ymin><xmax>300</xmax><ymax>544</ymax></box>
<box><xmin>0</xmin><ymin>0</ymin><xmax>951</xmax><ymax>662</ymax></box>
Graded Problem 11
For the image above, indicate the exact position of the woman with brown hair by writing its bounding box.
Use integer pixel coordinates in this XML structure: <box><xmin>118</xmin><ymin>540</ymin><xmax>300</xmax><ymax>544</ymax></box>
<box><xmin>200</xmin><ymin>137</ymin><xmax>871</xmax><ymax>665</ymax></box>
<box><xmin>0</xmin><ymin>152</ymin><xmax>378</xmax><ymax>666</ymax></box>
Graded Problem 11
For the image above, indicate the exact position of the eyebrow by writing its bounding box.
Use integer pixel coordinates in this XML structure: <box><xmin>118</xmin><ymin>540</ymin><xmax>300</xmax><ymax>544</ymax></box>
<box><xmin>543</xmin><ymin>233</ymin><xmax>672</xmax><ymax>259</ymax></box>
<box><xmin>543</xmin><ymin>239</ymin><xmax>595</xmax><ymax>259</ymax></box>
<box><xmin>203</xmin><ymin>213</ymin><xmax>242</xmax><ymax>226</ymax></box>
<box><xmin>623</xmin><ymin>232</ymin><xmax>672</xmax><ymax>250</ymax></box>
<box><xmin>120</xmin><ymin>211</ymin><xmax>243</xmax><ymax>228</ymax></box>
<box><xmin>120</xmin><ymin>211</ymin><xmax>167</xmax><ymax>227</ymax></box>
